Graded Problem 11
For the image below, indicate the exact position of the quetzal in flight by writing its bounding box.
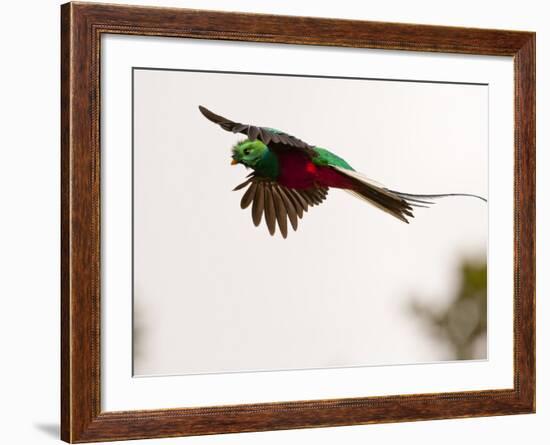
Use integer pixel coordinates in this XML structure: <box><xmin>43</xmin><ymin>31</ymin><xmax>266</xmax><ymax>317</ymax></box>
<box><xmin>199</xmin><ymin>105</ymin><xmax>486</xmax><ymax>239</ymax></box>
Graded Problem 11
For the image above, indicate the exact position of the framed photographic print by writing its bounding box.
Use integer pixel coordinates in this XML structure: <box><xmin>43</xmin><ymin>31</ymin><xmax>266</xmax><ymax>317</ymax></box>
<box><xmin>61</xmin><ymin>2</ymin><xmax>535</xmax><ymax>442</ymax></box>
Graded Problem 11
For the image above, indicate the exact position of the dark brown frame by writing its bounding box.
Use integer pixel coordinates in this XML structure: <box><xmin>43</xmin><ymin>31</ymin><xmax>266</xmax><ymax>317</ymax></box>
<box><xmin>61</xmin><ymin>1</ymin><xmax>535</xmax><ymax>442</ymax></box>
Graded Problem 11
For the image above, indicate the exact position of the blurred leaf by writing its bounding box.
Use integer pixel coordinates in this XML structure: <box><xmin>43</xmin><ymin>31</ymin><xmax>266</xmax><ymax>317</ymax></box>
<box><xmin>410</xmin><ymin>258</ymin><xmax>487</xmax><ymax>360</ymax></box>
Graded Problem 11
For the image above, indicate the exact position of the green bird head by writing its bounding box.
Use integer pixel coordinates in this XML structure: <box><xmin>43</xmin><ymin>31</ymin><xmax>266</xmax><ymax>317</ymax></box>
<box><xmin>231</xmin><ymin>139</ymin><xmax>268</xmax><ymax>168</ymax></box>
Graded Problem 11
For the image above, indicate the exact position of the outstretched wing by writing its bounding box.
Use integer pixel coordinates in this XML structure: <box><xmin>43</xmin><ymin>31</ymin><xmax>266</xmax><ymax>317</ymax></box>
<box><xmin>199</xmin><ymin>105</ymin><xmax>318</xmax><ymax>157</ymax></box>
<box><xmin>233</xmin><ymin>175</ymin><xmax>328</xmax><ymax>238</ymax></box>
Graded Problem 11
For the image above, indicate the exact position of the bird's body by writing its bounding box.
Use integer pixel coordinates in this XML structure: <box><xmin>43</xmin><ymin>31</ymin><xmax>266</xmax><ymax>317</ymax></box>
<box><xmin>252</xmin><ymin>146</ymin><xmax>354</xmax><ymax>190</ymax></box>
<box><xmin>198</xmin><ymin>105</ymin><xmax>486</xmax><ymax>238</ymax></box>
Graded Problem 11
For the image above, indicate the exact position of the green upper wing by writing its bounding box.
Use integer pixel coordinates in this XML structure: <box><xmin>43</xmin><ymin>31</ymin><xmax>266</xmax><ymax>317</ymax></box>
<box><xmin>312</xmin><ymin>147</ymin><xmax>355</xmax><ymax>171</ymax></box>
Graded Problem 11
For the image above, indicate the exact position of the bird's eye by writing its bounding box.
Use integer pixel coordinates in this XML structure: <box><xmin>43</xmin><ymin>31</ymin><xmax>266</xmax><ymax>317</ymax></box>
<box><xmin>243</xmin><ymin>148</ymin><xmax>250</xmax><ymax>155</ymax></box>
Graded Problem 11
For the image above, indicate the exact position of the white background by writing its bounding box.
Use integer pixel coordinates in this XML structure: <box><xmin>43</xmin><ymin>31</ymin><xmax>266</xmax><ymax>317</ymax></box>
<box><xmin>0</xmin><ymin>0</ymin><xmax>546</xmax><ymax>444</ymax></box>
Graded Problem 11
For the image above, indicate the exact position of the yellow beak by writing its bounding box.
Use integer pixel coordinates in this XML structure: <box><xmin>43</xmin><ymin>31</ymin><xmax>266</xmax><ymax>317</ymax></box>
<box><xmin>231</xmin><ymin>159</ymin><xmax>239</xmax><ymax>165</ymax></box>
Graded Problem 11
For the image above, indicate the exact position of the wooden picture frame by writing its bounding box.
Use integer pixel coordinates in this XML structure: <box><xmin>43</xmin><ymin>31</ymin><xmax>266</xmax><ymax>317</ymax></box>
<box><xmin>61</xmin><ymin>2</ymin><xmax>535</xmax><ymax>442</ymax></box>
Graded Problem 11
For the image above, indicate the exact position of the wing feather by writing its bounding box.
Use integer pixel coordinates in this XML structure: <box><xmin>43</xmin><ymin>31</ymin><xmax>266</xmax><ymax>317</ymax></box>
<box><xmin>277</xmin><ymin>187</ymin><xmax>299</xmax><ymax>231</ymax></box>
<box><xmin>240</xmin><ymin>181</ymin><xmax>257</xmax><ymax>209</ymax></box>
<box><xmin>233</xmin><ymin>178</ymin><xmax>253</xmax><ymax>191</ymax></box>
<box><xmin>199</xmin><ymin>105</ymin><xmax>316</xmax><ymax>156</ymax></box>
<box><xmin>234</xmin><ymin>175</ymin><xmax>328</xmax><ymax>238</ymax></box>
<box><xmin>248</xmin><ymin>126</ymin><xmax>260</xmax><ymax>141</ymax></box>
<box><xmin>300</xmin><ymin>190</ymin><xmax>315</xmax><ymax>206</ymax></box>
<box><xmin>252</xmin><ymin>183</ymin><xmax>265</xmax><ymax>226</ymax></box>
<box><xmin>263</xmin><ymin>185</ymin><xmax>277</xmax><ymax>235</ymax></box>
<box><xmin>259</xmin><ymin>128</ymin><xmax>271</xmax><ymax>144</ymax></box>
<box><xmin>271</xmin><ymin>186</ymin><xmax>288</xmax><ymax>239</ymax></box>
<box><xmin>288</xmin><ymin>189</ymin><xmax>309</xmax><ymax>215</ymax></box>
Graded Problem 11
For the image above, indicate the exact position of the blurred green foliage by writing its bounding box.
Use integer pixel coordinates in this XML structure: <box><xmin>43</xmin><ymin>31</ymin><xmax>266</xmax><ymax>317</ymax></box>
<box><xmin>410</xmin><ymin>260</ymin><xmax>487</xmax><ymax>360</ymax></box>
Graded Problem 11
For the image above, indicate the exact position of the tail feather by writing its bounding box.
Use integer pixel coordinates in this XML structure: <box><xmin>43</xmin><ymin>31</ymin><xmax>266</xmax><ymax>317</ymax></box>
<box><xmin>344</xmin><ymin>190</ymin><xmax>412</xmax><ymax>223</ymax></box>
<box><xmin>388</xmin><ymin>190</ymin><xmax>487</xmax><ymax>203</ymax></box>
<box><xmin>332</xmin><ymin>166</ymin><xmax>487</xmax><ymax>223</ymax></box>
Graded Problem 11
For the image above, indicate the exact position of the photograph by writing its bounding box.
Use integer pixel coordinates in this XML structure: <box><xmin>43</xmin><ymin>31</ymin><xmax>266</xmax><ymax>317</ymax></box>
<box><xmin>132</xmin><ymin>68</ymin><xmax>488</xmax><ymax>377</ymax></box>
